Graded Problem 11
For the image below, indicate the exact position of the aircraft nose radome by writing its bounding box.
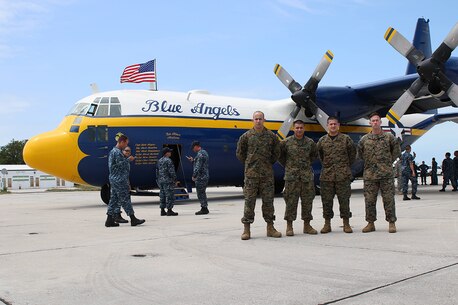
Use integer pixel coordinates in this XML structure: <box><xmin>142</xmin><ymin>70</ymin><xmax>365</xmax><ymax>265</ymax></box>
<box><xmin>23</xmin><ymin>130</ymin><xmax>79</xmax><ymax>182</ymax></box>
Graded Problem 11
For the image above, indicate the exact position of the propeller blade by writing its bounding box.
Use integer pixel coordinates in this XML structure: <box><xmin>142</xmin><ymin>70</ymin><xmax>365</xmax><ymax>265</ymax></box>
<box><xmin>432</xmin><ymin>22</ymin><xmax>458</xmax><ymax>64</ymax></box>
<box><xmin>303</xmin><ymin>50</ymin><xmax>334</xmax><ymax>92</ymax></box>
<box><xmin>446</xmin><ymin>82</ymin><xmax>458</xmax><ymax>107</ymax></box>
<box><xmin>273</xmin><ymin>64</ymin><xmax>302</xmax><ymax>94</ymax></box>
<box><xmin>385</xmin><ymin>27</ymin><xmax>425</xmax><ymax>66</ymax></box>
<box><xmin>444</xmin><ymin>22</ymin><xmax>458</xmax><ymax>50</ymax></box>
<box><xmin>277</xmin><ymin>105</ymin><xmax>301</xmax><ymax>140</ymax></box>
<box><xmin>314</xmin><ymin>107</ymin><xmax>329</xmax><ymax>132</ymax></box>
<box><xmin>386</xmin><ymin>78</ymin><xmax>424</xmax><ymax>126</ymax></box>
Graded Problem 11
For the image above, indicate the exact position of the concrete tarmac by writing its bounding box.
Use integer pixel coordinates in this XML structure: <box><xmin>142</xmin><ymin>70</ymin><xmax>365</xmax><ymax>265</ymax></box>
<box><xmin>1</xmin><ymin>181</ymin><xmax>457</xmax><ymax>305</ymax></box>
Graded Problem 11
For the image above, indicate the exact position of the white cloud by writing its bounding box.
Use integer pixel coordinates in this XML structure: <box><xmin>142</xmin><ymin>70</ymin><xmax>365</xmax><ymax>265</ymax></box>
<box><xmin>0</xmin><ymin>94</ymin><xmax>31</xmax><ymax>114</ymax></box>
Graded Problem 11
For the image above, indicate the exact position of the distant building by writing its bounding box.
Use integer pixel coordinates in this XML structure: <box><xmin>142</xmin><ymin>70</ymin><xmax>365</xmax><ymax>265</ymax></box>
<box><xmin>0</xmin><ymin>165</ymin><xmax>74</xmax><ymax>190</ymax></box>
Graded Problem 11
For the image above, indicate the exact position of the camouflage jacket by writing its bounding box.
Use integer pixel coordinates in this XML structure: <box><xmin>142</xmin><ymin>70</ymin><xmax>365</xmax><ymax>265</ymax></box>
<box><xmin>279</xmin><ymin>135</ymin><xmax>317</xmax><ymax>181</ymax></box>
<box><xmin>236</xmin><ymin>127</ymin><xmax>280</xmax><ymax>178</ymax></box>
<box><xmin>193</xmin><ymin>149</ymin><xmax>209</xmax><ymax>181</ymax></box>
<box><xmin>156</xmin><ymin>156</ymin><xmax>176</xmax><ymax>184</ymax></box>
<box><xmin>442</xmin><ymin>157</ymin><xmax>454</xmax><ymax>176</ymax></box>
<box><xmin>108</xmin><ymin>147</ymin><xmax>130</xmax><ymax>185</ymax></box>
<box><xmin>317</xmin><ymin>133</ymin><xmax>356</xmax><ymax>181</ymax></box>
<box><xmin>400</xmin><ymin>151</ymin><xmax>414</xmax><ymax>174</ymax></box>
<box><xmin>357</xmin><ymin>132</ymin><xmax>401</xmax><ymax>180</ymax></box>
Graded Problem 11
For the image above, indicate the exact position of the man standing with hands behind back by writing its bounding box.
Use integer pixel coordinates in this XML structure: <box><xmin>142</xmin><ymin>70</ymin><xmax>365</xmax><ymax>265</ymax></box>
<box><xmin>236</xmin><ymin>111</ymin><xmax>281</xmax><ymax>240</ymax></box>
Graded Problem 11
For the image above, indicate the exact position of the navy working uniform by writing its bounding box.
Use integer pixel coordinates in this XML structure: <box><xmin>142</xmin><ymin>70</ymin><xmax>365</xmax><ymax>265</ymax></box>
<box><xmin>400</xmin><ymin>150</ymin><xmax>418</xmax><ymax>199</ymax></box>
<box><xmin>107</xmin><ymin>146</ymin><xmax>135</xmax><ymax>217</ymax></box>
<box><xmin>156</xmin><ymin>148</ymin><xmax>177</xmax><ymax>211</ymax></box>
<box><xmin>192</xmin><ymin>147</ymin><xmax>209</xmax><ymax>209</ymax></box>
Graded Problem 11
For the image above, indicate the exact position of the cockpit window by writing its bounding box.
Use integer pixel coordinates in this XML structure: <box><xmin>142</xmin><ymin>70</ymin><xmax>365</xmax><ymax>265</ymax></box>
<box><xmin>67</xmin><ymin>103</ymin><xmax>90</xmax><ymax>116</ymax></box>
<box><xmin>84</xmin><ymin>97</ymin><xmax>122</xmax><ymax>117</ymax></box>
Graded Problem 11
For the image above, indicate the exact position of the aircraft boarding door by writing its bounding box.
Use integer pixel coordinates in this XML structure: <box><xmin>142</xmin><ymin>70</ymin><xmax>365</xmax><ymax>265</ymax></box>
<box><xmin>163</xmin><ymin>144</ymin><xmax>189</xmax><ymax>200</ymax></box>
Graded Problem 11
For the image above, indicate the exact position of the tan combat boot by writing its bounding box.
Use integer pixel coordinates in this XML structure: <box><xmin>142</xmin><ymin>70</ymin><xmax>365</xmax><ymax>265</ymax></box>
<box><xmin>343</xmin><ymin>218</ymin><xmax>353</xmax><ymax>233</ymax></box>
<box><xmin>267</xmin><ymin>222</ymin><xmax>282</xmax><ymax>238</ymax></box>
<box><xmin>241</xmin><ymin>223</ymin><xmax>251</xmax><ymax>240</ymax></box>
<box><xmin>320</xmin><ymin>219</ymin><xmax>332</xmax><ymax>234</ymax></box>
<box><xmin>388</xmin><ymin>222</ymin><xmax>397</xmax><ymax>233</ymax></box>
<box><xmin>362</xmin><ymin>222</ymin><xmax>375</xmax><ymax>233</ymax></box>
<box><xmin>303</xmin><ymin>220</ymin><xmax>318</xmax><ymax>235</ymax></box>
<box><xmin>286</xmin><ymin>220</ymin><xmax>294</xmax><ymax>236</ymax></box>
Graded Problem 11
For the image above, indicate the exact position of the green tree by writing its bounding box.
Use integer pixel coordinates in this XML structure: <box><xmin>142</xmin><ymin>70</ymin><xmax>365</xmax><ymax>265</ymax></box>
<box><xmin>0</xmin><ymin>139</ymin><xmax>27</xmax><ymax>164</ymax></box>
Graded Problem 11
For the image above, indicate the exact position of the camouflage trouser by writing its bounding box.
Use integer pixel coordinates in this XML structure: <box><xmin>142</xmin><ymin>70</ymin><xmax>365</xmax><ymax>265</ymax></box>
<box><xmin>320</xmin><ymin>180</ymin><xmax>352</xmax><ymax>219</ymax></box>
<box><xmin>402</xmin><ymin>171</ymin><xmax>417</xmax><ymax>195</ymax></box>
<box><xmin>363</xmin><ymin>179</ymin><xmax>396</xmax><ymax>223</ymax></box>
<box><xmin>107</xmin><ymin>181</ymin><xmax>134</xmax><ymax>216</ymax></box>
<box><xmin>241</xmin><ymin>176</ymin><xmax>276</xmax><ymax>224</ymax></box>
<box><xmin>195</xmin><ymin>179</ymin><xmax>208</xmax><ymax>208</ymax></box>
<box><xmin>283</xmin><ymin>179</ymin><xmax>315</xmax><ymax>221</ymax></box>
<box><xmin>159</xmin><ymin>182</ymin><xmax>175</xmax><ymax>209</ymax></box>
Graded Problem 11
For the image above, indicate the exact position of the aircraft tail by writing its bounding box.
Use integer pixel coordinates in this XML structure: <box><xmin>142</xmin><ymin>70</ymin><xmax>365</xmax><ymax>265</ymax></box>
<box><xmin>406</xmin><ymin>18</ymin><xmax>432</xmax><ymax>75</ymax></box>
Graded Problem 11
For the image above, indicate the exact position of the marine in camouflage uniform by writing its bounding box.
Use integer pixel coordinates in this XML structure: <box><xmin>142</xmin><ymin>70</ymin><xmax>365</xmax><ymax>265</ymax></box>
<box><xmin>190</xmin><ymin>141</ymin><xmax>210</xmax><ymax>215</ymax></box>
<box><xmin>279</xmin><ymin>119</ymin><xmax>318</xmax><ymax>236</ymax></box>
<box><xmin>156</xmin><ymin>147</ymin><xmax>178</xmax><ymax>216</ymax></box>
<box><xmin>440</xmin><ymin>152</ymin><xmax>457</xmax><ymax>191</ymax></box>
<box><xmin>400</xmin><ymin>145</ymin><xmax>419</xmax><ymax>200</ymax></box>
<box><xmin>357</xmin><ymin>112</ymin><xmax>401</xmax><ymax>233</ymax></box>
<box><xmin>236</xmin><ymin>111</ymin><xmax>281</xmax><ymax>240</ymax></box>
<box><xmin>105</xmin><ymin>135</ymin><xmax>144</xmax><ymax>227</ymax></box>
<box><xmin>317</xmin><ymin>116</ymin><xmax>356</xmax><ymax>233</ymax></box>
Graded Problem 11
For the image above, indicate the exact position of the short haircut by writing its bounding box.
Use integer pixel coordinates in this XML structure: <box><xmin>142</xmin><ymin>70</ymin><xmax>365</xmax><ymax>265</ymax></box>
<box><xmin>446</xmin><ymin>152</ymin><xmax>451</xmax><ymax>157</ymax></box>
<box><xmin>293</xmin><ymin>119</ymin><xmax>305</xmax><ymax>125</ymax></box>
<box><xmin>118</xmin><ymin>135</ymin><xmax>128</xmax><ymax>142</ymax></box>
<box><xmin>253</xmin><ymin>111</ymin><xmax>265</xmax><ymax>118</ymax></box>
<box><xmin>369</xmin><ymin>112</ymin><xmax>381</xmax><ymax>119</ymax></box>
<box><xmin>327</xmin><ymin>116</ymin><xmax>339</xmax><ymax>123</ymax></box>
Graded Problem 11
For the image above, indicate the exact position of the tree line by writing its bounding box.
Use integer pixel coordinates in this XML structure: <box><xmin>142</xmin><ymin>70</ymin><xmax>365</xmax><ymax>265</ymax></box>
<box><xmin>0</xmin><ymin>139</ymin><xmax>27</xmax><ymax>164</ymax></box>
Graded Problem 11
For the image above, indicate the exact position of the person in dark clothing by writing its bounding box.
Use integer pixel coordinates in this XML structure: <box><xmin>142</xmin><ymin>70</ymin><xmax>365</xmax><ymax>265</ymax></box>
<box><xmin>418</xmin><ymin>161</ymin><xmax>429</xmax><ymax>185</ymax></box>
<box><xmin>430</xmin><ymin>157</ymin><xmax>438</xmax><ymax>185</ymax></box>
<box><xmin>440</xmin><ymin>152</ymin><xmax>457</xmax><ymax>192</ymax></box>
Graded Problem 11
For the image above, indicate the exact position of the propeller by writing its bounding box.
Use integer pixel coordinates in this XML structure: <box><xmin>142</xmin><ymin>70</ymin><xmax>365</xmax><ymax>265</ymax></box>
<box><xmin>384</xmin><ymin>22</ymin><xmax>458</xmax><ymax>127</ymax></box>
<box><xmin>274</xmin><ymin>50</ymin><xmax>333</xmax><ymax>139</ymax></box>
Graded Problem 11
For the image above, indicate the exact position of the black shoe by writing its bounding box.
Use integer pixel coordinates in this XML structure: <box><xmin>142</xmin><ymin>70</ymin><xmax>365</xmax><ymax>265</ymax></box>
<box><xmin>411</xmin><ymin>195</ymin><xmax>421</xmax><ymax>200</ymax></box>
<box><xmin>114</xmin><ymin>213</ymin><xmax>128</xmax><ymax>223</ymax></box>
<box><xmin>195</xmin><ymin>207</ymin><xmax>209</xmax><ymax>215</ymax></box>
<box><xmin>167</xmin><ymin>209</ymin><xmax>178</xmax><ymax>216</ymax></box>
<box><xmin>105</xmin><ymin>215</ymin><xmax>119</xmax><ymax>227</ymax></box>
<box><xmin>452</xmin><ymin>189</ymin><xmax>457</xmax><ymax>192</ymax></box>
<box><xmin>130</xmin><ymin>215</ymin><xmax>145</xmax><ymax>226</ymax></box>
<box><xmin>403</xmin><ymin>195</ymin><xmax>411</xmax><ymax>201</ymax></box>
<box><xmin>439</xmin><ymin>189</ymin><xmax>445</xmax><ymax>192</ymax></box>
<box><xmin>160</xmin><ymin>208</ymin><xmax>167</xmax><ymax>216</ymax></box>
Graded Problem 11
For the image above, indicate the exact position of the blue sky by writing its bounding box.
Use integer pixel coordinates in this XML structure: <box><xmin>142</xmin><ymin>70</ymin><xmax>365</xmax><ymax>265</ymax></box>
<box><xmin>0</xmin><ymin>0</ymin><xmax>457</xmax><ymax>164</ymax></box>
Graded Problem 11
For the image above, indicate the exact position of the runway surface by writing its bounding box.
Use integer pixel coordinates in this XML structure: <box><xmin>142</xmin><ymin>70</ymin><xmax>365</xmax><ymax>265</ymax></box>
<box><xmin>1</xmin><ymin>181</ymin><xmax>457</xmax><ymax>305</ymax></box>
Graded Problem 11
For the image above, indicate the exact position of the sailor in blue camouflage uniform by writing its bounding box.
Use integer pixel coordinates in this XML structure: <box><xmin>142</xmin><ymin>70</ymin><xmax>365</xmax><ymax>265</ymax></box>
<box><xmin>400</xmin><ymin>145</ymin><xmax>420</xmax><ymax>200</ymax></box>
<box><xmin>156</xmin><ymin>147</ymin><xmax>179</xmax><ymax>216</ymax></box>
<box><xmin>187</xmin><ymin>141</ymin><xmax>210</xmax><ymax>215</ymax></box>
<box><xmin>105</xmin><ymin>135</ymin><xmax>145</xmax><ymax>227</ymax></box>
<box><xmin>440</xmin><ymin>152</ymin><xmax>457</xmax><ymax>191</ymax></box>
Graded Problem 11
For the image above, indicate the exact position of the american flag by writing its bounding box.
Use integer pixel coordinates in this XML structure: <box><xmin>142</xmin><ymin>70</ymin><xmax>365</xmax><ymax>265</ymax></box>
<box><xmin>120</xmin><ymin>59</ymin><xmax>156</xmax><ymax>83</ymax></box>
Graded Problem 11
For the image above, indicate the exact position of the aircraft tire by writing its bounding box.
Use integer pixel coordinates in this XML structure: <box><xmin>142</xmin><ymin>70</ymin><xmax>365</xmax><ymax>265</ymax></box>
<box><xmin>101</xmin><ymin>184</ymin><xmax>110</xmax><ymax>205</ymax></box>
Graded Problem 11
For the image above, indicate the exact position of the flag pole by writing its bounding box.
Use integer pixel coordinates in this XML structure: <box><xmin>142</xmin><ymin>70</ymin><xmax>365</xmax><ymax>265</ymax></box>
<box><xmin>150</xmin><ymin>59</ymin><xmax>157</xmax><ymax>91</ymax></box>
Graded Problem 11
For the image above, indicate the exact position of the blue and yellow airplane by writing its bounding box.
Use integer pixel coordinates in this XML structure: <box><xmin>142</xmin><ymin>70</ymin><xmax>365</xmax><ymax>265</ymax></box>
<box><xmin>23</xmin><ymin>18</ymin><xmax>458</xmax><ymax>203</ymax></box>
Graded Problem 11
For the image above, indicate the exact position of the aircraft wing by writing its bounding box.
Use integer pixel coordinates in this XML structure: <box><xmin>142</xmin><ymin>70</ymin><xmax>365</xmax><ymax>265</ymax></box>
<box><xmin>351</xmin><ymin>74</ymin><xmax>456</xmax><ymax>117</ymax></box>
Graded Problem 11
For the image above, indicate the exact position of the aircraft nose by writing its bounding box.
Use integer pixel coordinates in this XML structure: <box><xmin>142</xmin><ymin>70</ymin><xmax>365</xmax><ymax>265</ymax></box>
<box><xmin>23</xmin><ymin>129</ymin><xmax>80</xmax><ymax>183</ymax></box>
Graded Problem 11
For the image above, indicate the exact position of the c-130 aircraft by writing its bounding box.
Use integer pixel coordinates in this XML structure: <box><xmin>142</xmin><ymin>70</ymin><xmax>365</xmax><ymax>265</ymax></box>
<box><xmin>23</xmin><ymin>18</ymin><xmax>458</xmax><ymax>204</ymax></box>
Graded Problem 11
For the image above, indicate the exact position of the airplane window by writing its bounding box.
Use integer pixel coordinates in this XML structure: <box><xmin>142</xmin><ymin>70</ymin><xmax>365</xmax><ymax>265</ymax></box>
<box><xmin>100</xmin><ymin>97</ymin><xmax>109</xmax><ymax>104</ymax></box>
<box><xmin>93</xmin><ymin>97</ymin><xmax>101</xmax><ymax>104</ymax></box>
<box><xmin>110</xmin><ymin>104</ymin><xmax>122</xmax><ymax>116</ymax></box>
<box><xmin>110</xmin><ymin>97</ymin><xmax>120</xmax><ymax>104</ymax></box>
<box><xmin>95</xmin><ymin>104</ymin><xmax>109</xmax><ymax>116</ymax></box>
<box><xmin>73</xmin><ymin>117</ymin><xmax>82</xmax><ymax>124</ymax></box>
<box><xmin>69</xmin><ymin>125</ymin><xmax>80</xmax><ymax>133</ymax></box>
<box><xmin>87</xmin><ymin>104</ymin><xmax>98</xmax><ymax>116</ymax></box>
<box><xmin>67</xmin><ymin>103</ymin><xmax>90</xmax><ymax>115</ymax></box>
